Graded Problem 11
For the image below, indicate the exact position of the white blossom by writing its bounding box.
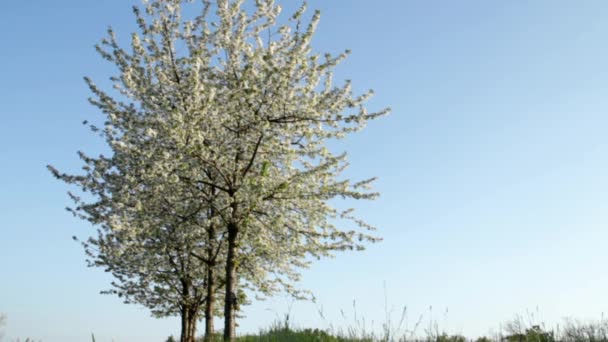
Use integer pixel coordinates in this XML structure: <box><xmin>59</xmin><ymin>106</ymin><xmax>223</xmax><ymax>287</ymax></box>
<box><xmin>49</xmin><ymin>1</ymin><xmax>389</xmax><ymax>341</ymax></box>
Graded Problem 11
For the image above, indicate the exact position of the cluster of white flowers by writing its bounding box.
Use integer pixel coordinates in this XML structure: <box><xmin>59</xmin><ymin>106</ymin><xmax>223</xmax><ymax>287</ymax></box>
<box><xmin>49</xmin><ymin>0</ymin><xmax>388</xmax><ymax>340</ymax></box>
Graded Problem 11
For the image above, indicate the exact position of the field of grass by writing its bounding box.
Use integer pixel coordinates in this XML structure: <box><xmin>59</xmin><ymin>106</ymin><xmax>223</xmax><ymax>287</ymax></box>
<box><xmin>6</xmin><ymin>313</ymin><xmax>608</xmax><ymax>342</ymax></box>
<box><xmin>158</xmin><ymin>315</ymin><xmax>608</xmax><ymax>342</ymax></box>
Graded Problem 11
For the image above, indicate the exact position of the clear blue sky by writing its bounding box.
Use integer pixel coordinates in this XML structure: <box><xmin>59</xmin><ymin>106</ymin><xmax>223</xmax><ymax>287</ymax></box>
<box><xmin>2</xmin><ymin>1</ymin><xmax>608</xmax><ymax>341</ymax></box>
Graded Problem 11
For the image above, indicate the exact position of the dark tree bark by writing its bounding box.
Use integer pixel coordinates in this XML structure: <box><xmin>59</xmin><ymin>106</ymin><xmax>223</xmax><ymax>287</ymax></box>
<box><xmin>204</xmin><ymin>222</ymin><xmax>216</xmax><ymax>341</ymax></box>
<box><xmin>188</xmin><ymin>307</ymin><xmax>198</xmax><ymax>342</ymax></box>
<box><xmin>180</xmin><ymin>305</ymin><xmax>199</xmax><ymax>342</ymax></box>
<box><xmin>179</xmin><ymin>278</ymin><xmax>199</xmax><ymax>342</ymax></box>
<box><xmin>180</xmin><ymin>308</ymin><xmax>190</xmax><ymax>342</ymax></box>
<box><xmin>204</xmin><ymin>270</ymin><xmax>215</xmax><ymax>340</ymax></box>
<box><xmin>223</xmin><ymin>221</ymin><xmax>238</xmax><ymax>341</ymax></box>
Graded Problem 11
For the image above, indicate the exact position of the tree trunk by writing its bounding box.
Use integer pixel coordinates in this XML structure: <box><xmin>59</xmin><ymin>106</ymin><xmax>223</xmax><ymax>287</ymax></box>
<box><xmin>180</xmin><ymin>308</ymin><xmax>190</xmax><ymax>342</ymax></box>
<box><xmin>180</xmin><ymin>278</ymin><xmax>198</xmax><ymax>342</ymax></box>
<box><xmin>188</xmin><ymin>307</ymin><xmax>198</xmax><ymax>342</ymax></box>
<box><xmin>204</xmin><ymin>272</ymin><xmax>215</xmax><ymax>341</ymax></box>
<box><xmin>204</xmin><ymin>224</ymin><xmax>216</xmax><ymax>341</ymax></box>
<box><xmin>181</xmin><ymin>306</ymin><xmax>198</xmax><ymax>342</ymax></box>
<box><xmin>223</xmin><ymin>222</ymin><xmax>238</xmax><ymax>341</ymax></box>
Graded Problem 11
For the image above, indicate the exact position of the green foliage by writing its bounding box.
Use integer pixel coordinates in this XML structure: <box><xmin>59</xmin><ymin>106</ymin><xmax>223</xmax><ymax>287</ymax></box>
<box><xmin>475</xmin><ymin>337</ymin><xmax>493</xmax><ymax>342</ymax></box>
<box><xmin>560</xmin><ymin>318</ymin><xmax>608</xmax><ymax>342</ymax></box>
<box><xmin>505</xmin><ymin>325</ymin><xmax>555</xmax><ymax>342</ymax></box>
<box><xmin>238</xmin><ymin>326</ymin><xmax>350</xmax><ymax>342</ymax></box>
<box><xmin>433</xmin><ymin>334</ymin><xmax>467</xmax><ymax>342</ymax></box>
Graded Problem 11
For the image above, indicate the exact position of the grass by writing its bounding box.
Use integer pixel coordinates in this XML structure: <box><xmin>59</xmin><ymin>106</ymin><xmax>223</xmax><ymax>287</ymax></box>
<box><xmin>4</xmin><ymin>309</ymin><xmax>608</xmax><ymax>341</ymax></box>
<box><xmin>157</xmin><ymin>313</ymin><xmax>608</xmax><ymax>342</ymax></box>
<box><xmin>232</xmin><ymin>318</ymin><xmax>608</xmax><ymax>342</ymax></box>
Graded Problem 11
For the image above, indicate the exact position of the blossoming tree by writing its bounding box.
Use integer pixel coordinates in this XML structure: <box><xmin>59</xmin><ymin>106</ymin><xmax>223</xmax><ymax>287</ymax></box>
<box><xmin>49</xmin><ymin>0</ymin><xmax>389</xmax><ymax>341</ymax></box>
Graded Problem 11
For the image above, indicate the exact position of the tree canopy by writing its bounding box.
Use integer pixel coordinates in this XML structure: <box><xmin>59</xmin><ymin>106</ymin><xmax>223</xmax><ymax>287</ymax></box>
<box><xmin>49</xmin><ymin>0</ymin><xmax>389</xmax><ymax>340</ymax></box>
